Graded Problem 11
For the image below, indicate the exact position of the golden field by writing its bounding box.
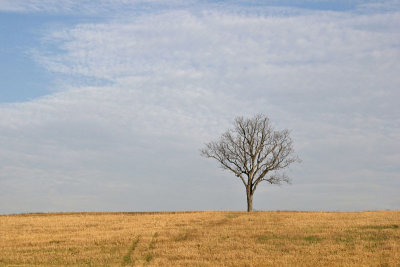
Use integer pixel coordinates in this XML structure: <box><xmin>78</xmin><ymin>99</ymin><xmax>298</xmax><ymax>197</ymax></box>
<box><xmin>0</xmin><ymin>211</ymin><xmax>399</xmax><ymax>266</ymax></box>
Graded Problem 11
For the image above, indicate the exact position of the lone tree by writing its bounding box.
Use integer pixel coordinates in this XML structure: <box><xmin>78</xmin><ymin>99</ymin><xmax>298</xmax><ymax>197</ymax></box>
<box><xmin>201</xmin><ymin>114</ymin><xmax>300</xmax><ymax>212</ymax></box>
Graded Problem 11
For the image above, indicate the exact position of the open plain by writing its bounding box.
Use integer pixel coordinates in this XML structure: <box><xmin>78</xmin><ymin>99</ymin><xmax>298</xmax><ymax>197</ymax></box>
<box><xmin>0</xmin><ymin>211</ymin><xmax>399</xmax><ymax>266</ymax></box>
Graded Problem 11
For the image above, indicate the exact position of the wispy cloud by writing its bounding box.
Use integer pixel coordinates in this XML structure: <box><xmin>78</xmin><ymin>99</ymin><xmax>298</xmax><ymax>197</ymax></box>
<box><xmin>0</xmin><ymin>0</ymin><xmax>192</xmax><ymax>15</ymax></box>
<box><xmin>0</xmin><ymin>1</ymin><xmax>399</xmax><ymax>213</ymax></box>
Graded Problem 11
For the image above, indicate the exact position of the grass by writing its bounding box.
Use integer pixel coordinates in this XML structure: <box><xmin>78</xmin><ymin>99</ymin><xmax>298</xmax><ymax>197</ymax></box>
<box><xmin>0</xmin><ymin>211</ymin><xmax>399</xmax><ymax>266</ymax></box>
<box><xmin>361</xmin><ymin>224</ymin><xmax>399</xmax><ymax>230</ymax></box>
<box><xmin>303</xmin><ymin>235</ymin><xmax>324</xmax><ymax>243</ymax></box>
<box><xmin>121</xmin><ymin>236</ymin><xmax>140</xmax><ymax>265</ymax></box>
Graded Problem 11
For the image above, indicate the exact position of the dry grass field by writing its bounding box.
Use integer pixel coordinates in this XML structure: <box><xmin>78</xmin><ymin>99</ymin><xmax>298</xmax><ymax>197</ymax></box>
<box><xmin>0</xmin><ymin>211</ymin><xmax>399</xmax><ymax>266</ymax></box>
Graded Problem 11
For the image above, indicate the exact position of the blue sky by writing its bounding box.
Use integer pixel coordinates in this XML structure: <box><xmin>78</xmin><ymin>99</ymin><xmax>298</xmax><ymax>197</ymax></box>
<box><xmin>0</xmin><ymin>13</ymin><xmax>48</xmax><ymax>102</ymax></box>
<box><xmin>0</xmin><ymin>12</ymin><xmax>106</xmax><ymax>102</ymax></box>
<box><xmin>0</xmin><ymin>0</ymin><xmax>399</xmax><ymax>214</ymax></box>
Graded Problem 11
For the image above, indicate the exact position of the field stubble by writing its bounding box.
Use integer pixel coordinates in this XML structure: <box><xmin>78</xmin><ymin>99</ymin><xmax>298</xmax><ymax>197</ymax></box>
<box><xmin>0</xmin><ymin>211</ymin><xmax>399</xmax><ymax>266</ymax></box>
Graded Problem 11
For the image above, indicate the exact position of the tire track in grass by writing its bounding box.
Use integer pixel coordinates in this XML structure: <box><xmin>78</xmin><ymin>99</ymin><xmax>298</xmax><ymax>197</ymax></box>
<box><xmin>122</xmin><ymin>236</ymin><xmax>140</xmax><ymax>266</ymax></box>
<box><xmin>144</xmin><ymin>232</ymin><xmax>158</xmax><ymax>265</ymax></box>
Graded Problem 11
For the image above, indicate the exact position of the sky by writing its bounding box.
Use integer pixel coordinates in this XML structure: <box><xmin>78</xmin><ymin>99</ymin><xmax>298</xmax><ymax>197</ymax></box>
<box><xmin>0</xmin><ymin>0</ymin><xmax>399</xmax><ymax>214</ymax></box>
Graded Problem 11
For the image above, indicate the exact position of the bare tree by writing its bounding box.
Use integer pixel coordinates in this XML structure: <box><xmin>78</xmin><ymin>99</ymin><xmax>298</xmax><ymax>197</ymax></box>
<box><xmin>201</xmin><ymin>114</ymin><xmax>300</xmax><ymax>212</ymax></box>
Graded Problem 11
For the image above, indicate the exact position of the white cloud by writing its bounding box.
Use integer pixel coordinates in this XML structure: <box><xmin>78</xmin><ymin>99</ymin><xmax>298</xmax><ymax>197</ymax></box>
<box><xmin>0</xmin><ymin>0</ymin><xmax>192</xmax><ymax>14</ymax></box>
<box><xmin>1</xmin><ymin>2</ymin><xmax>399</xmax><ymax>213</ymax></box>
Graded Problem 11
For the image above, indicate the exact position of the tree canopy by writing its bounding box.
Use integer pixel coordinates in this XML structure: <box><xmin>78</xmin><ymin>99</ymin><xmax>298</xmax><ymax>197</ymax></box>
<box><xmin>201</xmin><ymin>114</ymin><xmax>300</xmax><ymax>211</ymax></box>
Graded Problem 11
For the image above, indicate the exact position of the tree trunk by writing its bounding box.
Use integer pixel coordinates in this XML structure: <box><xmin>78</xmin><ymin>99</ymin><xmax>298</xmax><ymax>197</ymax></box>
<box><xmin>246</xmin><ymin>191</ymin><xmax>253</xmax><ymax>212</ymax></box>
